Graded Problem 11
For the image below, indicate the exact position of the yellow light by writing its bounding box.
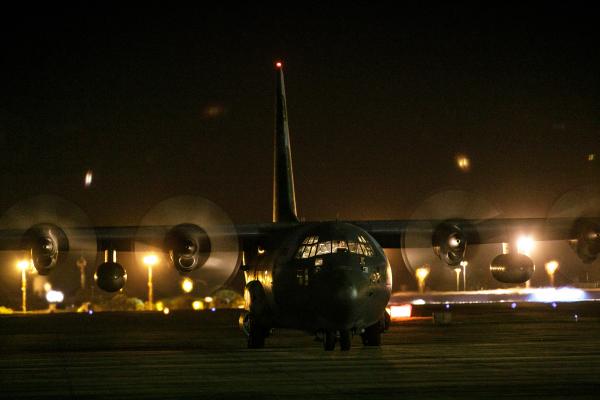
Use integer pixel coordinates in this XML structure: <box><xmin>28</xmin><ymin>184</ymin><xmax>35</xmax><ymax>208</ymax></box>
<box><xmin>516</xmin><ymin>236</ymin><xmax>535</xmax><ymax>256</ymax></box>
<box><xmin>181</xmin><ymin>278</ymin><xmax>194</xmax><ymax>293</ymax></box>
<box><xmin>415</xmin><ymin>265</ymin><xmax>430</xmax><ymax>293</ymax></box>
<box><xmin>545</xmin><ymin>260</ymin><xmax>559</xmax><ymax>275</ymax></box>
<box><xmin>415</xmin><ymin>266</ymin><xmax>430</xmax><ymax>281</ymax></box>
<box><xmin>192</xmin><ymin>300</ymin><xmax>203</xmax><ymax>310</ymax></box>
<box><xmin>163</xmin><ymin>307</ymin><xmax>170</xmax><ymax>315</ymax></box>
<box><xmin>455</xmin><ymin>154</ymin><xmax>470</xmax><ymax>171</ymax></box>
<box><xmin>389</xmin><ymin>304</ymin><xmax>412</xmax><ymax>320</ymax></box>
<box><xmin>204</xmin><ymin>296</ymin><xmax>213</xmax><ymax>303</ymax></box>
<box><xmin>143</xmin><ymin>254</ymin><xmax>159</xmax><ymax>267</ymax></box>
<box><xmin>17</xmin><ymin>260</ymin><xmax>31</xmax><ymax>271</ymax></box>
<box><xmin>257</xmin><ymin>246</ymin><xmax>265</xmax><ymax>255</ymax></box>
<box><xmin>588</xmin><ymin>153</ymin><xmax>595</xmax><ymax>161</ymax></box>
<box><xmin>155</xmin><ymin>301</ymin><xmax>164</xmax><ymax>312</ymax></box>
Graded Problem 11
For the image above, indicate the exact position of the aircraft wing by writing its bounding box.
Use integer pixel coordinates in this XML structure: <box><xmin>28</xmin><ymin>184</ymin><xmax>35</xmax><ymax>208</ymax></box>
<box><xmin>352</xmin><ymin>217</ymin><xmax>588</xmax><ymax>249</ymax></box>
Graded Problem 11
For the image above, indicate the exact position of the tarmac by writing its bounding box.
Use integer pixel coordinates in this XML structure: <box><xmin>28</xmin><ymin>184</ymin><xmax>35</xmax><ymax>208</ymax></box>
<box><xmin>1</xmin><ymin>303</ymin><xmax>600</xmax><ymax>399</ymax></box>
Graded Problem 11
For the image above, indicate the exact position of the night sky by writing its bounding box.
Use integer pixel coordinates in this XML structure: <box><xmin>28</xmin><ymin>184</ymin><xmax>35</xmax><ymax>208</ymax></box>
<box><xmin>1</xmin><ymin>4</ymin><xmax>599</xmax><ymax>302</ymax></box>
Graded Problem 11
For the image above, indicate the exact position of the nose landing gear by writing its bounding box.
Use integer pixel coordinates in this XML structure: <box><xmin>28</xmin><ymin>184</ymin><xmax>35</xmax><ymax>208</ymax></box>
<box><xmin>322</xmin><ymin>330</ymin><xmax>352</xmax><ymax>351</ymax></box>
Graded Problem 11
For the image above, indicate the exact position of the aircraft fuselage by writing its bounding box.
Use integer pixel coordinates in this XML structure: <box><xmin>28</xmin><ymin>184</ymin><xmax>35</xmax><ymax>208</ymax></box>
<box><xmin>244</xmin><ymin>221</ymin><xmax>392</xmax><ymax>334</ymax></box>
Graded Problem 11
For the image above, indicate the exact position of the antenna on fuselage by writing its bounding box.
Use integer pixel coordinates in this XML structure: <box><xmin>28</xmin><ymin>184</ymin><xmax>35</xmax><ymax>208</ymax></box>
<box><xmin>273</xmin><ymin>60</ymin><xmax>299</xmax><ymax>223</ymax></box>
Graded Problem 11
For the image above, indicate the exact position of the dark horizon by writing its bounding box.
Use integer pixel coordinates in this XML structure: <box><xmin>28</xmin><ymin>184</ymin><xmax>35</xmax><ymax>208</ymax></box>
<box><xmin>2</xmin><ymin>5</ymin><xmax>598</xmax><ymax>227</ymax></box>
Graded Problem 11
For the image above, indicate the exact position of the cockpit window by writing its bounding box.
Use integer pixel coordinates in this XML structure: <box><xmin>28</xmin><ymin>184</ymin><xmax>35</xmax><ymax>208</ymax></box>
<box><xmin>295</xmin><ymin>234</ymin><xmax>374</xmax><ymax>259</ymax></box>
<box><xmin>316</xmin><ymin>241</ymin><xmax>331</xmax><ymax>255</ymax></box>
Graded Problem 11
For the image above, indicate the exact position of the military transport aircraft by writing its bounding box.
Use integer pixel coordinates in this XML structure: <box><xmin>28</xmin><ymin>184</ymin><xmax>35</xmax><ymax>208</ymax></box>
<box><xmin>1</xmin><ymin>61</ymin><xmax>599</xmax><ymax>351</ymax></box>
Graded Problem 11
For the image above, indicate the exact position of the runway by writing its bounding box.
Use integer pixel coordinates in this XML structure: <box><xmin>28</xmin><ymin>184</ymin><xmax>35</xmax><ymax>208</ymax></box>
<box><xmin>2</xmin><ymin>305</ymin><xmax>600</xmax><ymax>399</ymax></box>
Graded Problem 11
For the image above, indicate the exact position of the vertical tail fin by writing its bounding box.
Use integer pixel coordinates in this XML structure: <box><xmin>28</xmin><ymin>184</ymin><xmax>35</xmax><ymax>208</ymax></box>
<box><xmin>273</xmin><ymin>61</ymin><xmax>299</xmax><ymax>223</ymax></box>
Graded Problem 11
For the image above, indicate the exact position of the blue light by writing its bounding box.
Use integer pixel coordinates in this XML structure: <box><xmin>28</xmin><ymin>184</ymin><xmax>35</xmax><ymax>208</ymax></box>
<box><xmin>210</xmin><ymin>307</ymin><xmax>216</xmax><ymax>312</ymax></box>
<box><xmin>445</xmin><ymin>304</ymin><xmax>450</xmax><ymax>310</ymax></box>
<box><xmin>551</xmin><ymin>302</ymin><xmax>557</xmax><ymax>309</ymax></box>
<box><xmin>527</xmin><ymin>288</ymin><xmax>587</xmax><ymax>303</ymax></box>
<box><xmin>511</xmin><ymin>303</ymin><xmax>517</xmax><ymax>309</ymax></box>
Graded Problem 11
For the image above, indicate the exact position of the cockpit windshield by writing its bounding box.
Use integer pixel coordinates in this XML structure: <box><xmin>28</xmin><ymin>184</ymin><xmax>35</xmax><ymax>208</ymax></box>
<box><xmin>295</xmin><ymin>235</ymin><xmax>374</xmax><ymax>259</ymax></box>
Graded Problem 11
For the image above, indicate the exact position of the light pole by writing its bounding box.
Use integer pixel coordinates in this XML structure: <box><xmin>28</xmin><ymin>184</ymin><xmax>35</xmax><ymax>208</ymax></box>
<box><xmin>143</xmin><ymin>254</ymin><xmax>159</xmax><ymax>310</ymax></box>
<box><xmin>545</xmin><ymin>260</ymin><xmax>559</xmax><ymax>287</ymax></box>
<box><xmin>460</xmin><ymin>260</ymin><xmax>468</xmax><ymax>291</ymax></box>
<box><xmin>415</xmin><ymin>265</ymin><xmax>430</xmax><ymax>294</ymax></box>
<box><xmin>76</xmin><ymin>256</ymin><xmax>87</xmax><ymax>291</ymax></box>
<box><xmin>453</xmin><ymin>267</ymin><xmax>462</xmax><ymax>291</ymax></box>
<box><xmin>17</xmin><ymin>260</ymin><xmax>31</xmax><ymax>312</ymax></box>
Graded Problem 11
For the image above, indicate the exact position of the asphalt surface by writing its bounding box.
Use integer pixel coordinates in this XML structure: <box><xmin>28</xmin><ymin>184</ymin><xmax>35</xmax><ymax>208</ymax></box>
<box><xmin>1</xmin><ymin>304</ymin><xmax>600</xmax><ymax>399</ymax></box>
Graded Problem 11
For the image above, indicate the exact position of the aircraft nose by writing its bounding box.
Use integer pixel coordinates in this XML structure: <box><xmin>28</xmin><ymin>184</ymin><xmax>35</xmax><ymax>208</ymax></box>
<box><xmin>335</xmin><ymin>282</ymin><xmax>358</xmax><ymax>303</ymax></box>
<box><xmin>313</xmin><ymin>267</ymin><xmax>365</xmax><ymax>329</ymax></box>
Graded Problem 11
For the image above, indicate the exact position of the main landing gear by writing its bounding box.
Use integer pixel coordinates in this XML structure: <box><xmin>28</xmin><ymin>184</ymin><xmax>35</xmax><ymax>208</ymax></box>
<box><xmin>360</xmin><ymin>319</ymin><xmax>383</xmax><ymax>346</ymax></box>
<box><xmin>243</xmin><ymin>313</ymin><xmax>270</xmax><ymax>349</ymax></box>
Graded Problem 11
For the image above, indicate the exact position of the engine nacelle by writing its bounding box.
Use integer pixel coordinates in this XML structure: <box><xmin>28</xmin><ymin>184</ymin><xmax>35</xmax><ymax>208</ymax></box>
<box><xmin>570</xmin><ymin>218</ymin><xmax>600</xmax><ymax>264</ymax></box>
<box><xmin>163</xmin><ymin>223</ymin><xmax>211</xmax><ymax>273</ymax></box>
<box><xmin>490</xmin><ymin>253</ymin><xmax>535</xmax><ymax>283</ymax></box>
<box><xmin>21</xmin><ymin>223</ymin><xmax>68</xmax><ymax>275</ymax></box>
<box><xmin>94</xmin><ymin>261</ymin><xmax>127</xmax><ymax>292</ymax></box>
<box><xmin>432</xmin><ymin>221</ymin><xmax>467</xmax><ymax>266</ymax></box>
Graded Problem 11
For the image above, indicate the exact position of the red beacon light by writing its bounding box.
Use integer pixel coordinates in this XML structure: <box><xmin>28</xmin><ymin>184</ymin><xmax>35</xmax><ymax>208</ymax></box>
<box><xmin>275</xmin><ymin>61</ymin><xmax>283</xmax><ymax>69</ymax></box>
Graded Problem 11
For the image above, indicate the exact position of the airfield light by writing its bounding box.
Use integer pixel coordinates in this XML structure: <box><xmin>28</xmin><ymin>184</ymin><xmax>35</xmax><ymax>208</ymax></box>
<box><xmin>192</xmin><ymin>300</ymin><xmax>203</xmax><ymax>311</ymax></box>
<box><xmin>275</xmin><ymin>61</ymin><xmax>283</xmax><ymax>68</ymax></box>
<box><xmin>389</xmin><ymin>305</ymin><xmax>412</xmax><ymax>320</ymax></box>
<box><xmin>143</xmin><ymin>253</ymin><xmax>159</xmax><ymax>310</ymax></box>
<box><xmin>257</xmin><ymin>246</ymin><xmax>266</xmax><ymax>255</ymax></box>
<box><xmin>46</xmin><ymin>290</ymin><xmax>64</xmax><ymax>304</ymax></box>
<box><xmin>460</xmin><ymin>260</ymin><xmax>469</xmax><ymax>291</ymax></box>
<box><xmin>163</xmin><ymin>307</ymin><xmax>170</xmax><ymax>315</ymax></box>
<box><xmin>181</xmin><ymin>278</ymin><xmax>194</xmax><ymax>294</ymax></box>
<box><xmin>415</xmin><ymin>266</ymin><xmax>430</xmax><ymax>293</ymax></box>
<box><xmin>204</xmin><ymin>296</ymin><xmax>213</xmax><ymax>304</ymax></box>
<box><xmin>453</xmin><ymin>267</ymin><xmax>462</xmax><ymax>291</ymax></box>
<box><xmin>84</xmin><ymin>170</ymin><xmax>93</xmax><ymax>188</ymax></box>
<box><xmin>516</xmin><ymin>235</ymin><xmax>535</xmax><ymax>256</ymax></box>
<box><xmin>455</xmin><ymin>154</ymin><xmax>470</xmax><ymax>171</ymax></box>
<box><xmin>588</xmin><ymin>153</ymin><xmax>595</xmax><ymax>162</ymax></box>
<box><xmin>155</xmin><ymin>301</ymin><xmax>164</xmax><ymax>312</ymax></box>
<box><xmin>545</xmin><ymin>260</ymin><xmax>559</xmax><ymax>287</ymax></box>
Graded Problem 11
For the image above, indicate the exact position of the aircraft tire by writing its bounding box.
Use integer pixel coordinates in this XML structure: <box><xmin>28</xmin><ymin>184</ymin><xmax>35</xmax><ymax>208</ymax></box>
<box><xmin>247</xmin><ymin>314</ymin><xmax>266</xmax><ymax>349</ymax></box>
<box><xmin>339</xmin><ymin>330</ymin><xmax>351</xmax><ymax>351</ymax></box>
<box><xmin>361</xmin><ymin>320</ymin><xmax>382</xmax><ymax>346</ymax></box>
<box><xmin>324</xmin><ymin>331</ymin><xmax>336</xmax><ymax>351</ymax></box>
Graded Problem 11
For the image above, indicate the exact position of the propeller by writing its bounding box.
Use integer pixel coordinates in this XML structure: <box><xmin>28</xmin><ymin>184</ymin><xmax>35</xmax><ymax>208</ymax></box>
<box><xmin>542</xmin><ymin>185</ymin><xmax>600</xmax><ymax>284</ymax></box>
<box><xmin>401</xmin><ymin>190</ymin><xmax>502</xmax><ymax>290</ymax></box>
<box><xmin>0</xmin><ymin>195</ymin><xmax>97</xmax><ymax>294</ymax></box>
<box><xmin>135</xmin><ymin>196</ymin><xmax>240</xmax><ymax>297</ymax></box>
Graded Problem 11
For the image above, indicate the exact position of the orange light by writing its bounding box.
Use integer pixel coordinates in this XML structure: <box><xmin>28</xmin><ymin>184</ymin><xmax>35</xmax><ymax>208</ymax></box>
<box><xmin>389</xmin><ymin>304</ymin><xmax>412</xmax><ymax>320</ymax></box>
<box><xmin>275</xmin><ymin>61</ymin><xmax>283</xmax><ymax>69</ymax></box>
